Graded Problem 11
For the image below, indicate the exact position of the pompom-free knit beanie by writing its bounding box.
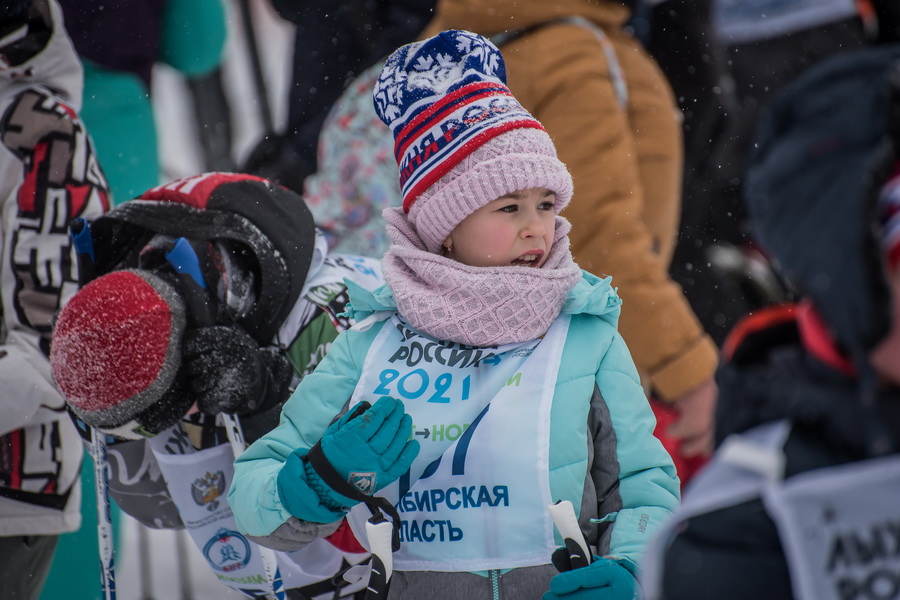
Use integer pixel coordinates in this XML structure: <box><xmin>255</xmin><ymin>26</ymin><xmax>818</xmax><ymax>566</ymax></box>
<box><xmin>373</xmin><ymin>29</ymin><xmax>573</xmax><ymax>253</ymax></box>
<box><xmin>51</xmin><ymin>269</ymin><xmax>187</xmax><ymax>437</ymax></box>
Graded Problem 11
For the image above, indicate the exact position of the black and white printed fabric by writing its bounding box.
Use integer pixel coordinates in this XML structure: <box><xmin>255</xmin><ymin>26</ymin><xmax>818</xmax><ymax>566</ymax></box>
<box><xmin>0</xmin><ymin>0</ymin><xmax>110</xmax><ymax>536</ymax></box>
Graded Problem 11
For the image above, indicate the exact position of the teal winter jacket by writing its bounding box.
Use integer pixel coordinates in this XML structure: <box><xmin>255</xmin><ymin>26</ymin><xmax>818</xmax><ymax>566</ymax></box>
<box><xmin>228</xmin><ymin>271</ymin><xmax>679</xmax><ymax>598</ymax></box>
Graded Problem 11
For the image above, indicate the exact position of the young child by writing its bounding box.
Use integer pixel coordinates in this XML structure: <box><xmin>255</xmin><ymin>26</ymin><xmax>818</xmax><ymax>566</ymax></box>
<box><xmin>228</xmin><ymin>30</ymin><xmax>680</xmax><ymax>600</ymax></box>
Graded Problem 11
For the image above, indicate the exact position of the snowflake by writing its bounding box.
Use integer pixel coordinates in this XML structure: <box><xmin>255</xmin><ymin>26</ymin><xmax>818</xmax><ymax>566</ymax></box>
<box><xmin>372</xmin><ymin>30</ymin><xmax>508</xmax><ymax>125</ymax></box>
<box><xmin>413</xmin><ymin>55</ymin><xmax>434</xmax><ymax>72</ymax></box>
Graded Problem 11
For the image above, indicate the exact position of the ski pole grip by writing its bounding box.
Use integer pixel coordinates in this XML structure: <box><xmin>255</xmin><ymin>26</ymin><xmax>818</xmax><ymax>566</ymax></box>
<box><xmin>365</xmin><ymin>516</ymin><xmax>394</xmax><ymax>599</ymax></box>
<box><xmin>548</xmin><ymin>500</ymin><xmax>592</xmax><ymax>569</ymax></box>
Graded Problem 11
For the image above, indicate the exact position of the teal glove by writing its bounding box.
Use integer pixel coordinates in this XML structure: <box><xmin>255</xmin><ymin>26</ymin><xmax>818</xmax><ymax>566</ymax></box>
<box><xmin>543</xmin><ymin>558</ymin><xmax>637</xmax><ymax>600</ymax></box>
<box><xmin>321</xmin><ymin>396</ymin><xmax>419</xmax><ymax>493</ymax></box>
<box><xmin>277</xmin><ymin>397</ymin><xmax>419</xmax><ymax>521</ymax></box>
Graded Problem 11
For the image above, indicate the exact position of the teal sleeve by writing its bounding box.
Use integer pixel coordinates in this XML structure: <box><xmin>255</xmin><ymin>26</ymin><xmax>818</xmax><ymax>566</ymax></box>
<box><xmin>228</xmin><ymin>324</ymin><xmax>381</xmax><ymax>536</ymax></box>
<box><xmin>160</xmin><ymin>0</ymin><xmax>226</xmax><ymax>76</ymax></box>
<box><xmin>596</xmin><ymin>331</ymin><xmax>681</xmax><ymax>570</ymax></box>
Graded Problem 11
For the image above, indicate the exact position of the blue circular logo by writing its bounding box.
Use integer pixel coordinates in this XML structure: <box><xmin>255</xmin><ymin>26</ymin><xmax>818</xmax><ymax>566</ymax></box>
<box><xmin>203</xmin><ymin>528</ymin><xmax>252</xmax><ymax>572</ymax></box>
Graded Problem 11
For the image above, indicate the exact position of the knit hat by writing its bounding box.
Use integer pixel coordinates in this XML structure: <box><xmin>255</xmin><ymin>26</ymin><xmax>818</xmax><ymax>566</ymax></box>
<box><xmin>51</xmin><ymin>269</ymin><xmax>190</xmax><ymax>439</ymax></box>
<box><xmin>373</xmin><ymin>29</ymin><xmax>573</xmax><ymax>253</ymax></box>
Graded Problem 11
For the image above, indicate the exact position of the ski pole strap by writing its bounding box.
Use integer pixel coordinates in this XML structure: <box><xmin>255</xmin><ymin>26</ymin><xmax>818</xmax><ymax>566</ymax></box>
<box><xmin>304</xmin><ymin>443</ymin><xmax>403</xmax><ymax>552</ymax></box>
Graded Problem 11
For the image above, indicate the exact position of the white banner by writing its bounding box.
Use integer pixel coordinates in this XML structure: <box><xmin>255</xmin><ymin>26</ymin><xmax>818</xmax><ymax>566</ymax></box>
<box><xmin>764</xmin><ymin>454</ymin><xmax>900</xmax><ymax>600</ymax></box>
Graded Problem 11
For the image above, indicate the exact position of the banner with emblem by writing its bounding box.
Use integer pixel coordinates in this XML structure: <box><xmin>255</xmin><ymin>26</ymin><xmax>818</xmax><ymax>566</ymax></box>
<box><xmin>148</xmin><ymin>427</ymin><xmax>356</xmax><ymax>598</ymax></box>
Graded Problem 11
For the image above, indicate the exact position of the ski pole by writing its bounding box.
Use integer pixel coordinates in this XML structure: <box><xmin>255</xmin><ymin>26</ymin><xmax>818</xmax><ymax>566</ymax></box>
<box><xmin>164</xmin><ymin>238</ymin><xmax>284</xmax><ymax>600</ymax></box>
<box><xmin>548</xmin><ymin>500</ymin><xmax>592</xmax><ymax>571</ymax></box>
<box><xmin>70</xmin><ymin>218</ymin><xmax>117</xmax><ymax>599</ymax></box>
<box><xmin>364</xmin><ymin>512</ymin><xmax>394</xmax><ymax>599</ymax></box>
<box><xmin>303</xmin><ymin>402</ymin><xmax>397</xmax><ymax>598</ymax></box>
<box><xmin>91</xmin><ymin>431</ymin><xmax>117</xmax><ymax>600</ymax></box>
<box><xmin>136</xmin><ymin>522</ymin><xmax>153</xmax><ymax>600</ymax></box>
<box><xmin>236</xmin><ymin>0</ymin><xmax>274</xmax><ymax>134</ymax></box>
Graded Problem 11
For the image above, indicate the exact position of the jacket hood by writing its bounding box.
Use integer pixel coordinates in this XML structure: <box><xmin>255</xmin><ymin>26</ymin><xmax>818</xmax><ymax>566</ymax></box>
<box><xmin>429</xmin><ymin>0</ymin><xmax>630</xmax><ymax>37</ymax></box>
<box><xmin>744</xmin><ymin>45</ymin><xmax>900</xmax><ymax>361</ymax></box>
<box><xmin>88</xmin><ymin>173</ymin><xmax>317</xmax><ymax>344</ymax></box>
<box><xmin>344</xmin><ymin>270</ymin><xmax>622</xmax><ymax>331</ymax></box>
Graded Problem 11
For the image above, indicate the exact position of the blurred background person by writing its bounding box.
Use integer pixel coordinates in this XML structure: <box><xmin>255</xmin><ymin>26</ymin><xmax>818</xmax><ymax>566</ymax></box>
<box><xmin>0</xmin><ymin>1</ymin><xmax>110</xmax><ymax>598</ymax></box>
<box><xmin>641</xmin><ymin>42</ymin><xmax>900</xmax><ymax>600</ymax></box>
<box><xmin>57</xmin><ymin>0</ymin><xmax>227</xmax><ymax>204</ymax></box>
<box><xmin>242</xmin><ymin>0</ymin><xmax>436</xmax><ymax>195</ymax></box>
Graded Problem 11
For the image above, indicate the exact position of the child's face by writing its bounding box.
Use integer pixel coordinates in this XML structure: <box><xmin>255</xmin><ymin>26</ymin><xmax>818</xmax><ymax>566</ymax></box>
<box><xmin>443</xmin><ymin>187</ymin><xmax>557</xmax><ymax>268</ymax></box>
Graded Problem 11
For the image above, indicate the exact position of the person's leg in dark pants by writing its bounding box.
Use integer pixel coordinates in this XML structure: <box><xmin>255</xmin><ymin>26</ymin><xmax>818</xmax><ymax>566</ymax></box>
<box><xmin>0</xmin><ymin>534</ymin><xmax>60</xmax><ymax>600</ymax></box>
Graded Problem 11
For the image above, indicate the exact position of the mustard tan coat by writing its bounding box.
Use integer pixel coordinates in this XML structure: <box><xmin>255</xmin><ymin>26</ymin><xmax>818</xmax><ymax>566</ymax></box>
<box><xmin>424</xmin><ymin>0</ymin><xmax>718</xmax><ymax>400</ymax></box>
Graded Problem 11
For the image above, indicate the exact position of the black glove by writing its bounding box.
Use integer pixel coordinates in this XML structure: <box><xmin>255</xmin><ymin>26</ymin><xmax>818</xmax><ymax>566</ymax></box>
<box><xmin>182</xmin><ymin>325</ymin><xmax>293</xmax><ymax>416</ymax></box>
<box><xmin>259</xmin><ymin>345</ymin><xmax>294</xmax><ymax>399</ymax></box>
<box><xmin>134</xmin><ymin>376</ymin><xmax>196</xmax><ymax>435</ymax></box>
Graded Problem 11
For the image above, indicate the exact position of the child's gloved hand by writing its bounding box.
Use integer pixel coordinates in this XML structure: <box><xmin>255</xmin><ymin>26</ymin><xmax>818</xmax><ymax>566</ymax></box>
<box><xmin>543</xmin><ymin>557</ymin><xmax>637</xmax><ymax>600</ymax></box>
<box><xmin>317</xmin><ymin>396</ymin><xmax>419</xmax><ymax>495</ymax></box>
<box><xmin>277</xmin><ymin>397</ymin><xmax>420</xmax><ymax>521</ymax></box>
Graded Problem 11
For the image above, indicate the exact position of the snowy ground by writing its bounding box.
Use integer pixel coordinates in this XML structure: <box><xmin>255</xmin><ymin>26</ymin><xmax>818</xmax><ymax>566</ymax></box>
<box><xmin>115</xmin><ymin>2</ymin><xmax>296</xmax><ymax>599</ymax></box>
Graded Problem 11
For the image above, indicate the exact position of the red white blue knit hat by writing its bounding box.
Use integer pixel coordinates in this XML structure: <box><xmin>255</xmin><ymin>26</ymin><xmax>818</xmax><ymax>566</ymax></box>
<box><xmin>373</xmin><ymin>29</ymin><xmax>573</xmax><ymax>253</ymax></box>
<box><xmin>880</xmin><ymin>168</ymin><xmax>900</xmax><ymax>270</ymax></box>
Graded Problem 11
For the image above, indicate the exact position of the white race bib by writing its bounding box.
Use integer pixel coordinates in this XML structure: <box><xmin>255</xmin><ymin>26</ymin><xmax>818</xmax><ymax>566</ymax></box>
<box><xmin>347</xmin><ymin>316</ymin><xmax>570</xmax><ymax>571</ymax></box>
<box><xmin>642</xmin><ymin>423</ymin><xmax>900</xmax><ymax>600</ymax></box>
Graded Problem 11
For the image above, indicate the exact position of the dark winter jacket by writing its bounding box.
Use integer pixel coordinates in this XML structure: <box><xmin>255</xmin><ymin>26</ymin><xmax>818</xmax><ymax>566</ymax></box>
<box><xmin>641</xmin><ymin>43</ymin><xmax>900</xmax><ymax>600</ymax></box>
<box><xmin>653</xmin><ymin>305</ymin><xmax>900</xmax><ymax>599</ymax></box>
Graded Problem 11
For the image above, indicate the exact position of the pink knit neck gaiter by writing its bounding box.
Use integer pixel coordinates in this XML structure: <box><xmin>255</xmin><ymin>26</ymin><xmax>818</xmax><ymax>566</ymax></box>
<box><xmin>381</xmin><ymin>208</ymin><xmax>583</xmax><ymax>347</ymax></box>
